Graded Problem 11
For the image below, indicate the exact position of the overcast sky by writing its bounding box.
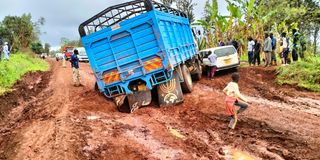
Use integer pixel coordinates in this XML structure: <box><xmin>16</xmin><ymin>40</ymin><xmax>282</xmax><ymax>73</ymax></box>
<box><xmin>0</xmin><ymin>0</ymin><xmax>228</xmax><ymax>49</ymax></box>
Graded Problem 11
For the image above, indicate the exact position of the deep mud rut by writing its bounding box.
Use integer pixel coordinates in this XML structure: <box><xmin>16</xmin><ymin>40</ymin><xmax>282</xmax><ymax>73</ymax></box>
<box><xmin>1</xmin><ymin>60</ymin><xmax>320</xmax><ymax>160</ymax></box>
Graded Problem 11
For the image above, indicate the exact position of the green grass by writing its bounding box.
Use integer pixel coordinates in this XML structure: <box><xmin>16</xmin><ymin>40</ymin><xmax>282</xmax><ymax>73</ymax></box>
<box><xmin>0</xmin><ymin>52</ymin><xmax>49</xmax><ymax>95</ymax></box>
<box><xmin>276</xmin><ymin>57</ymin><xmax>320</xmax><ymax>92</ymax></box>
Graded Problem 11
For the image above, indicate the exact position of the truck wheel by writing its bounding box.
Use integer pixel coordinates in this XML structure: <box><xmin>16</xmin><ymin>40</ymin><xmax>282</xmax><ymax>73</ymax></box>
<box><xmin>193</xmin><ymin>60</ymin><xmax>202</xmax><ymax>81</ymax></box>
<box><xmin>180</xmin><ymin>64</ymin><xmax>193</xmax><ymax>93</ymax></box>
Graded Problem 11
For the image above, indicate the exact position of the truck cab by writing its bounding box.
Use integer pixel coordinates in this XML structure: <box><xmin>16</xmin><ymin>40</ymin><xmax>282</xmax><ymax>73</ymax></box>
<box><xmin>62</xmin><ymin>46</ymin><xmax>74</xmax><ymax>60</ymax></box>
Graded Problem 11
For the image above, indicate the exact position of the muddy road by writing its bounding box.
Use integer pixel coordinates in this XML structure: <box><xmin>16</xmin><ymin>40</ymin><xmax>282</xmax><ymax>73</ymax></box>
<box><xmin>1</xmin><ymin>60</ymin><xmax>320</xmax><ymax>160</ymax></box>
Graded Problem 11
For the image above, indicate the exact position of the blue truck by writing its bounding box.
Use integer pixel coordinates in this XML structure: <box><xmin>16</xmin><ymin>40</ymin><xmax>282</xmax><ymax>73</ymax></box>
<box><xmin>79</xmin><ymin>0</ymin><xmax>202</xmax><ymax>112</ymax></box>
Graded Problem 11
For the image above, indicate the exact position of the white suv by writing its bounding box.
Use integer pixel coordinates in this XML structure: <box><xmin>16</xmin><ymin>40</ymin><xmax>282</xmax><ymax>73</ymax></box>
<box><xmin>200</xmin><ymin>45</ymin><xmax>240</xmax><ymax>71</ymax></box>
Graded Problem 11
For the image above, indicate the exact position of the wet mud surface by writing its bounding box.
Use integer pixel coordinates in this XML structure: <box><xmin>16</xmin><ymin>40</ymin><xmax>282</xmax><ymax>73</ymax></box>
<box><xmin>1</xmin><ymin>61</ymin><xmax>320</xmax><ymax>160</ymax></box>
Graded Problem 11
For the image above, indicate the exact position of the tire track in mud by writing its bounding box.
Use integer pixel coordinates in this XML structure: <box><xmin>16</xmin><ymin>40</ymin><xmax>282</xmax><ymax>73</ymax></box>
<box><xmin>1</xmin><ymin>62</ymin><xmax>320</xmax><ymax>160</ymax></box>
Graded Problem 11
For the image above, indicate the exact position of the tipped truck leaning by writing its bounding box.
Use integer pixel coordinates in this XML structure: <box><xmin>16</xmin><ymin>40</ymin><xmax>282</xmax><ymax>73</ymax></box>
<box><xmin>79</xmin><ymin>0</ymin><xmax>201</xmax><ymax>113</ymax></box>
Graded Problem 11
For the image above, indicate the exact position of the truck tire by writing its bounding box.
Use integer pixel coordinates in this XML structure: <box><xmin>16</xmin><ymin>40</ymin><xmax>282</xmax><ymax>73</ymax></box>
<box><xmin>193</xmin><ymin>60</ymin><xmax>202</xmax><ymax>81</ymax></box>
<box><xmin>180</xmin><ymin>64</ymin><xmax>193</xmax><ymax>93</ymax></box>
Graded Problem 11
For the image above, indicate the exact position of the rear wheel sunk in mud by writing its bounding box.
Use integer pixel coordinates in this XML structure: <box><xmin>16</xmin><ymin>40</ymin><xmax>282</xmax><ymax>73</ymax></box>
<box><xmin>180</xmin><ymin>64</ymin><xmax>193</xmax><ymax>93</ymax></box>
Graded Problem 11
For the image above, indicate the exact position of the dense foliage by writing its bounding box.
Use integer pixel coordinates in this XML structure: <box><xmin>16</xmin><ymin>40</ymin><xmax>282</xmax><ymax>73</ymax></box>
<box><xmin>0</xmin><ymin>52</ymin><xmax>49</xmax><ymax>95</ymax></box>
<box><xmin>196</xmin><ymin>0</ymin><xmax>320</xmax><ymax>56</ymax></box>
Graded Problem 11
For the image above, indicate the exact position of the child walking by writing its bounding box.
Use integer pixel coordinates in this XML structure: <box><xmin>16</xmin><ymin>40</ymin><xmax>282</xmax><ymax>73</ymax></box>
<box><xmin>223</xmin><ymin>73</ymin><xmax>250</xmax><ymax>129</ymax></box>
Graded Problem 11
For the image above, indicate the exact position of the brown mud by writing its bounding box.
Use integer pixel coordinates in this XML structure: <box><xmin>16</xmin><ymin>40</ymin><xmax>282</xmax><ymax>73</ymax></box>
<box><xmin>0</xmin><ymin>61</ymin><xmax>319</xmax><ymax>160</ymax></box>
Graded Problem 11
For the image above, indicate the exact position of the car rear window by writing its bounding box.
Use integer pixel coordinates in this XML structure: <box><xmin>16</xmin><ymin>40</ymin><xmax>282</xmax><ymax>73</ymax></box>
<box><xmin>214</xmin><ymin>47</ymin><xmax>236</xmax><ymax>57</ymax></box>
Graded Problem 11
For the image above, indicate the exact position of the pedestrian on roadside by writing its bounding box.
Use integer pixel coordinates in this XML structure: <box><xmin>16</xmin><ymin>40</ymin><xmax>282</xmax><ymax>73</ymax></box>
<box><xmin>0</xmin><ymin>45</ymin><xmax>2</xmax><ymax>61</ymax></box>
<box><xmin>280</xmin><ymin>32</ymin><xmax>290</xmax><ymax>65</ymax></box>
<box><xmin>232</xmin><ymin>39</ymin><xmax>239</xmax><ymax>52</ymax></box>
<box><xmin>3</xmin><ymin>42</ymin><xmax>10</xmax><ymax>61</ymax></box>
<box><xmin>253</xmin><ymin>39</ymin><xmax>261</xmax><ymax>66</ymax></box>
<box><xmin>270</xmin><ymin>33</ymin><xmax>277</xmax><ymax>65</ymax></box>
<box><xmin>292</xmin><ymin>29</ymin><xmax>300</xmax><ymax>61</ymax></box>
<box><xmin>71</xmin><ymin>49</ymin><xmax>81</xmax><ymax>86</ymax></box>
<box><xmin>207</xmin><ymin>51</ymin><xmax>217</xmax><ymax>80</ymax></box>
<box><xmin>247</xmin><ymin>37</ymin><xmax>255</xmax><ymax>66</ymax></box>
<box><xmin>227</xmin><ymin>37</ymin><xmax>232</xmax><ymax>46</ymax></box>
<box><xmin>218</xmin><ymin>39</ymin><xmax>225</xmax><ymax>47</ymax></box>
<box><xmin>263</xmin><ymin>33</ymin><xmax>272</xmax><ymax>67</ymax></box>
<box><xmin>62</xmin><ymin>54</ymin><xmax>67</xmax><ymax>68</ymax></box>
<box><xmin>223</xmin><ymin>73</ymin><xmax>249</xmax><ymax>129</ymax></box>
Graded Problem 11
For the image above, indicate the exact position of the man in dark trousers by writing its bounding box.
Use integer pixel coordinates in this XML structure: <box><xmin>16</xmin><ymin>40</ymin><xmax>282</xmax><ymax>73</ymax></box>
<box><xmin>71</xmin><ymin>49</ymin><xmax>81</xmax><ymax>86</ymax></box>
<box><xmin>292</xmin><ymin>29</ymin><xmax>300</xmax><ymax>61</ymax></box>
<box><xmin>281</xmin><ymin>32</ymin><xmax>290</xmax><ymax>65</ymax></box>
<box><xmin>270</xmin><ymin>33</ymin><xmax>277</xmax><ymax>65</ymax></box>
<box><xmin>253</xmin><ymin>39</ymin><xmax>261</xmax><ymax>66</ymax></box>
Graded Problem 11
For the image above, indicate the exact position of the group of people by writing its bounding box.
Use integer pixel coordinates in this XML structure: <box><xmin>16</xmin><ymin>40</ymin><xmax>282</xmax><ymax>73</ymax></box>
<box><xmin>247</xmin><ymin>33</ymin><xmax>278</xmax><ymax>67</ymax></box>
<box><xmin>247</xmin><ymin>29</ymin><xmax>305</xmax><ymax>67</ymax></box>
<box><xmin>0</xmin><ymin>42</ymin><xmax>10</xmax><ymax>61</ymax></box>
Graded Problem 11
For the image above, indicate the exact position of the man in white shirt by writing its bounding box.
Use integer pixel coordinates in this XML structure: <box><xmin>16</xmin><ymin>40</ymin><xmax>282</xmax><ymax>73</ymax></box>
<box><xmin>3</xmin><ymin>42</ymin><xmax>10</xmax><ymax>61</ymax></box>
<box><xmin>281</xmin><ymin>32</ymin><xmax>289</xmax><ymax>65</ymax></box>
<box><xmin>247</xmin><ymin>37</ymin><xmax>255</xmax><ymax>66</ymax></box>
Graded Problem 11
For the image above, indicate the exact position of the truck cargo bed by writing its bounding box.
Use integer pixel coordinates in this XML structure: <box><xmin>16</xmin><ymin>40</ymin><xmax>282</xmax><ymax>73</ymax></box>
<box><xmin>79</xmin><ymin>0</ymin><xmax>197</xmax><ymax>97</ymax></box>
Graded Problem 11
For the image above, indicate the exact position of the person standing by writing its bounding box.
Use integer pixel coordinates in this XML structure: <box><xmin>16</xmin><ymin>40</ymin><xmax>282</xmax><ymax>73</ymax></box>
<box><xmin>227</xmin><ymin>38</ymin><xmax>232</xmax><ymax>46</ymax></box>
<box><xmin>0</xmin><ymin>45</ymin><xmax>2</xmax><ymax>61</ymax></box>
<box><xmin>218</xmin><ymin>39</ymin><xmax>225</xmax><ymax>47</ymax></box>
<box><xmin>71</xmin><ymin>49</ymin><xmax>81</xmax><ymax>86</ymax></box>
<box><xmin>62</xmin><ymin>54</ymin><xmax>67</xmax><ymax>68</ymax></box>
<box><xmin>263</xmin><ymin>33</ymin><xmax>272</xmax><ymax>67</ymax></box>
<box><xmin>253</xmin><ymin>39</ymin><xmax>261</xmax><ymax>66</ymax></box>
<box><xmin>270</xmin><ymin>33</ymin><xmax>277</xmax><ymax>65</ymax></box>
<box><xmin>281</xmin><ymin>32</ymin><xmax>290</xmax><ymax>65</ymax></box>
<box><xmin>247</xmin><ymin>37</ymin><xmax>255</xmax><ymax>66</ymax></box>
<box><xmin>207</xmin><ymin>51</ymin><xmax>217</xmax><ymax>80</ymax></box>
<box><xmin>232</xmin><ymin>39</ymin><xmax>239</xmax><ymax>52</ymax></box>
<box><xmin>3</xmin><ymin>42</ymin><xmax>10</xmax><ymax>61</ymax></box>
<box><xmin>223</xmin><ymin>73</ymin><xmax>249</xmax><ymax>129</ymax></box>
<box><xmin>292</xmin><ymin>29</ymin><xmax>300</xmax><ymax>61</ymax></box>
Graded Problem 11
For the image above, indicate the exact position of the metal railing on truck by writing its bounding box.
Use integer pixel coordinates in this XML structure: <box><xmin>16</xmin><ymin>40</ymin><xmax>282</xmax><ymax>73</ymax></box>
<box><xmin>79</xmin><ymin>0</ymin><xmax>187</xmax><ymax>37</ymax></box>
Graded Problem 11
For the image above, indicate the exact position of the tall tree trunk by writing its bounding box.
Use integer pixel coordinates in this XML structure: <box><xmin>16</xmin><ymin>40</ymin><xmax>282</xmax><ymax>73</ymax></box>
<box><xmin>314</xmin><ymin>26</ymin><xmax>319</xmax><ymax>56</ymax></box>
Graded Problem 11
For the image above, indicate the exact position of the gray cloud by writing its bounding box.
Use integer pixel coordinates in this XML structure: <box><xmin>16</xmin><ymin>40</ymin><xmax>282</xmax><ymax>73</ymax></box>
<box><xmin>0</xmin><ymin>0</ymin><xmax>228</xmax><ymax>47</ymax></box>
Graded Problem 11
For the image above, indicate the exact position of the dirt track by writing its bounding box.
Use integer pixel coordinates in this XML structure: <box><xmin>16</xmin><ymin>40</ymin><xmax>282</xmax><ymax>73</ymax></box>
<box><xmin>1</xmin><ymin>60</ymin><xmax>320</xmax><ymax>160</ymax></box>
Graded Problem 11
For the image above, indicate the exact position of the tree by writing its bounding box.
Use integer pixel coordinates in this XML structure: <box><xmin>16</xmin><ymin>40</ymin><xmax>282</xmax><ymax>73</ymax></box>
<box><xmin>0</xmin><ymin>13</ymin><xmax>45</xmax><ymax>52</ymax></box>
<box><xmin>44</xmin><ymin>43</ymin><xmax>51</xmax><ymax>54</ymax></box>
<box><xmin>30</xmin><ymin>42</ymin><xmax>43</xmax><ymax>54</ymax></box>
<box><xmin>197</xmin><ymin>0</ymin><xmax>228</xmax><ymax>47</ymax></box>
<box><xmin>176</xmin><ymin>0</ymin><xmax>197</xmax><ymax>23</ymax></box>
<box><xmin>60</xmin><ymin>37</ymin><xmax>83</xmax><ymax>47</ymax></box>
<box><xmin>160</xmin><ymin>0</ymin><xmax>175</xmax><ymax>6</ymax></box>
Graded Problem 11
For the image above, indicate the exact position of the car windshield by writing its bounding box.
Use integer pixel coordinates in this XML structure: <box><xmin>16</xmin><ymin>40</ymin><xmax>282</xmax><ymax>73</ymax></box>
<box><xmin>214</xmin><ymin>47</ymin><xmax>236</xmax><ymax>57</ymax></box>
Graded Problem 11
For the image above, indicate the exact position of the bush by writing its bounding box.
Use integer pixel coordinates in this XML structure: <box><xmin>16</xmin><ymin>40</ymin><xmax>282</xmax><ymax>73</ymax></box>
<box><xmin>276</xmin><ymin>57</ymin><xmax>320</xmax><ymax>92</ymax></box>
<box><xmin>0</xmin><ymin>52</ymin><xmax>49</xmax><ymax>95</ymax></box>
